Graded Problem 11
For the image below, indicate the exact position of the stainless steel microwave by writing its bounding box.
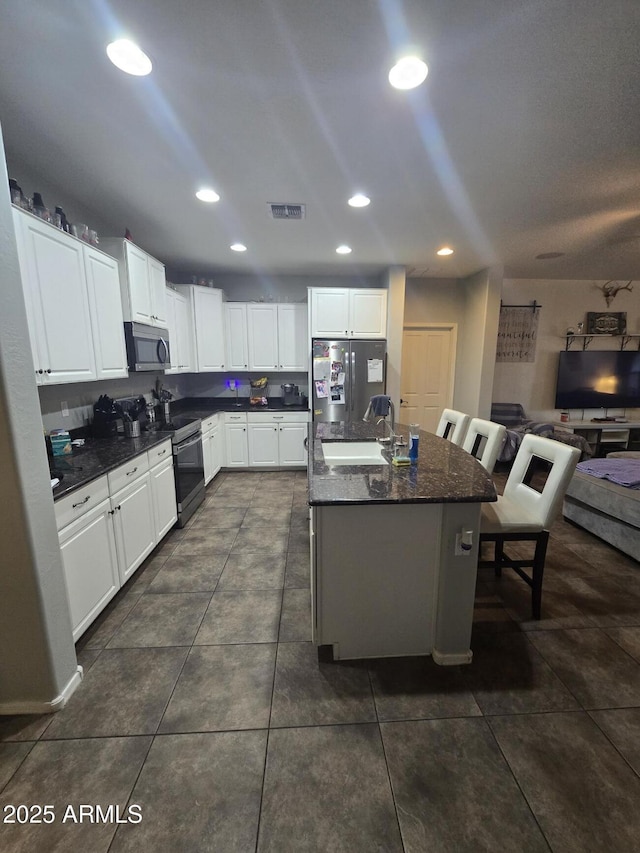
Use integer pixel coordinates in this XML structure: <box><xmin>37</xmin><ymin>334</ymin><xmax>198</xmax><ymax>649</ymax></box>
<box><xmin>123</xmin><ymin>322</ymin><xmax>171</xmax><ymax>372</ymax></box>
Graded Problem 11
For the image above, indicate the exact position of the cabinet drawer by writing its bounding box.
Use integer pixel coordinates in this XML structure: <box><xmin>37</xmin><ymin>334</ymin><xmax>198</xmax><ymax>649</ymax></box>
<box><xmin>201</xmin><ymin>413</ymin><xmax>220</xmax><ymax>433</ymax></box>
<box><xmin>224</xmin><ymin>411</ymin><xmax>247</xmax><ymax>424</ymax></box>
<box><xmin>247</xmin><ymin>410</ymin><xmax>309</xmax><ymax>424</ymax></box>
<box><xmin>148</xmin><ymin>438</ymin><xmax>173</xmax><ymax>466</ymax></box>
<box><xmin>55</xmin><ymin>475</ymin><xmax>109</xmax><ymax>532</ymax></box>
<box><xmin>107</xmin><ymin>452</ymin><xmax>149</xmax><ymax>495</ymax></box>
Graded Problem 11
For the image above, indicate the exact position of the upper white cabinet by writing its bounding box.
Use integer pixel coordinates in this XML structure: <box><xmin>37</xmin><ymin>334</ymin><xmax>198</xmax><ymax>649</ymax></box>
<box><xmin>310</xmin><ymin>288</ymin><xmax>387</xmax><ymax>338</ymax></box>
<box><xmin>84</xmin><ymin>247</ymin><xmax>128</xmax><ymax>380</ymax></box>
<box><xmin>225</xmin><ymin>302</ymin><xmax>249</xmax><ymax>370</ymax></box>
<box><xmin>176</xmin><ymin>285</ymin><xmax>226</xmax><ymax>371</ymax></box>
<box><xmin>165</xmin><ymin>287</ymin><xmax>193</xmax><ymax>374</ymax></box>
<box><xmin>277</xmin><ymin>303</ymin><xmax>308</xmax><ymax>370</ymax></box>
<box><xmin>223</xmin><ymin>301</ymin><xmax>308</xmax><ymax>371</ymax></box>
<box><xmin>13</xmin><ymin>207</ymin><xmax>97</xmax><ymax>385</ymax></box>
<box><xmin>101</xmin><ymin>238</ymin><xmax>167</xmax><ymax>328</ymax></box>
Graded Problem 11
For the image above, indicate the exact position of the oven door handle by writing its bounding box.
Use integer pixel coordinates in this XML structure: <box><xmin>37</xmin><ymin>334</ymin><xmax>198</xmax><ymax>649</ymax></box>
<box><xmin>174</xmin><ymin>433</ymin><xmax>203</xmax><ymax>452</ymax></box>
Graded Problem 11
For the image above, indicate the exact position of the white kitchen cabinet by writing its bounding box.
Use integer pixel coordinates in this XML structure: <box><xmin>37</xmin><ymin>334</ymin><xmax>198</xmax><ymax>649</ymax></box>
<box><xmin>149</xmin><ymin>454</ymin><xmax>178</xmax><ymax>540</ymax></box>
<box><xmin>248</xmin><ymin>422</ymin><xmax>280</xmax><ymax>465</ymax></box>
<box><xmin>176</xmin><ymin>285</ymin><xmax>226</xmax><ymax>371</ymax></box>
<box><xmin>277</xmin><ymin>303</ymin><xmax>308</xmax><ymax>370</ymax></box>
<box><xmin>224</xmin><ymin>412</ymin><xmax>249</xmax><ymax>467</ymax></box>
<box><xmin>58</xmin><ymin>496</ymin><xmax>120</xmax><ymax>641</ymax></box>
<box><xmin>13</xmin><ymin>207</ymin><xmax>97</xmax><ymax>385</ymax></box>
<box><xmin>165</xmin><ymin>287</ymin><xmax>193</xmax><ymax>373</ymax></box>
<box><xmin>202</xmin><ymin>414</ymin><xmax>223</xmax><ymax>485</ymax></box>
<box><xmin>101</xmin><ymin>238</ymin><xmax>167</xmax><ymax>328</ymax></box>
<box><xmin>310</xmin><ymin>288</ymin><xmax>387</xmax><ymax>338</ymax></box>
<box><xmin>247</xmin><ymin>303</ymin><xmax>279</xmax><ymax>370</ymax></box>
<box><xmin>247</xmin><ymin>411</ymin><xmax>309</xmax><ymax>467</ymax></box>
<box><xmin>225</xmin><ymin>303</ymin><xmax>249</xmax><ymax>370</ymax></box>
<box><xmin>84</xmin><ymin>246</ymin><xmax>128</xmax><ymax>380</ymax></box>
<box><xmin>111</xmin><ymin>471</ymin><xmax>157</xmax><ymax>585</ymax></box>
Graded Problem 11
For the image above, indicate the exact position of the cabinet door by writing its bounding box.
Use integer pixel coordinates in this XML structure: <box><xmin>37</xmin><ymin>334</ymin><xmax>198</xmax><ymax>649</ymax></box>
<box><xmin>225</xmin><ymin>303</ymin><xmax>249</xmax><ymax>370</ymax></box>
<box><xmin>12</xmin><ymin>209</ymin><xmax>42</xmax><ymax>381</ymax></box>
<box><xmin>124</xmin><ymin>241</ymin><xmax>152</xmax><ymax>324</ymax></box>
<box><xmin>84</xmin><ymin>246</ymin><xmax>128</xmax><ymax>380</ymax></box>
<box><xmin>148</xmin><ymin>256</ymin><xmax>167</xmax><ymax>327</ymax></box>
<box><xmin>58</xmin><ymin>498</ymin><xmax>120</xmax><ymax>641</ymax></box>
<box><xmin>210</xmin><ymin>424</ymin><xmax>223</xmax><ymax>479</ymax></box>
<box><xmin>278</xmin><ymin>303</ymin><xmax>308</xmax><ymax>370</ymax></box>
<box><xmin>175</xmin><ymin>292</ymin><xmax>193</xmax><ymax>371</ymax></box>
<box><xmin>164</xmin><ymin>288</ymin><xmax>180</xmax><ymax>373</ymax></box>
<box><xmin>202</xmin><ymin>429</ymin><xmax>214</xmax><ymax>484</ymax></box>
<box><xmin>278</xmin><ymin>423</ymin><xmax>308</xmax><ymax>466</ymax></box>
<box><xmin>150</xmin><ymin>457</ymin><xmax>177</xmax><ymax>540</ymax></box>
<box><xmin>248</xmin><ymin>423</ymin><xmax>279</xmax><ymax>465</ymax></box>
<box><xmin>192</xmin><ymin>287</ymin><xmax>226</xmax><ymax>370</ymax></box>
<box><xmin>224</xmin><ymin>424</ymin><xmax>248</xmax><ymax>466</ymax></box>
<box><xmin>310</xmin><ymin>288</ymin><xmax>350</xmax><ymax>337</ymax></box>
<box><xmin>16</xmin><ymin>210</ymin><xmax>96</xmax><ymax>384</ymax></box>
<box><xmin>112</xmin><ymin>473</ymin><xmax>156</xmax><ymax>585</ymax></box>
<box><xmin>247</xmin><ymin>303</ymin><xmax>278</xmax><ymax>370</ymax></box>
<box><xmin>349</xmin><ymin>289</ymin><xmax>387</xmax><ymax>338</ymax></box>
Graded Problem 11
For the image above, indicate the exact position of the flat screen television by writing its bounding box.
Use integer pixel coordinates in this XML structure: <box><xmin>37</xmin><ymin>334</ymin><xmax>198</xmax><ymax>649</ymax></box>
<box><xmin>555</xmin><ymin>350</ymin><xmax>640</xmax><ymax>409</ymax></box>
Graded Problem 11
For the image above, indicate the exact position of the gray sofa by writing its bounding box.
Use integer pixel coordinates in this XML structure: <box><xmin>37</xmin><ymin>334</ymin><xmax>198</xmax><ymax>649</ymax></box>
<box><xmin>563</xmin><ymin>472</ymin><xmax>640</xmax><ymax>561</ymax></box>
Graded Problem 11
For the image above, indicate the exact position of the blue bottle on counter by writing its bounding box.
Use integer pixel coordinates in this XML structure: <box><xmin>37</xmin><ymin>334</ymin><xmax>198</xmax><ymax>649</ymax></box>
<box><xmin>409</xmin><ymin>424</ymin><xmax>420</xmax><ymax>461</ymax></box>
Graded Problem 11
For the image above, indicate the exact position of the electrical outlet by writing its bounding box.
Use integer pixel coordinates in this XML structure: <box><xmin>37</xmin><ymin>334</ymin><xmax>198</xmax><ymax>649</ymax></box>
<box><xmin>61</xmin><ymin>401</ymin><xmax>69</xmax><ymax>417</ymax></box>
<box><xmin>455</xmin><ymin>531</ymin><xmax>474</xmax><ymax>556</ymax></box>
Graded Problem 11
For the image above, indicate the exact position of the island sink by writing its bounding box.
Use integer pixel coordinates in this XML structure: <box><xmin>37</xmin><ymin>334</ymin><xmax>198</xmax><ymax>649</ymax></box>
<box><xmin>321</xmin><ymin>441</ymin><xmax>387</xmax><ymax>466</ymax></box>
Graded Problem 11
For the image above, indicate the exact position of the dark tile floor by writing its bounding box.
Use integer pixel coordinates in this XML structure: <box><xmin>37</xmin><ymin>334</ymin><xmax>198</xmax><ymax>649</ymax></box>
<box><xmin>2</xmin><ymin>470</ymin><xmax>640</xmax><ymax>852</ymax></box>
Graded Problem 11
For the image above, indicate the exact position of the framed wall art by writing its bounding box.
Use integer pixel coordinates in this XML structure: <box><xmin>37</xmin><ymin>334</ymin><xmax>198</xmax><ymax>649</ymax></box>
<box><xmin>586</xmin><ymin>312</ymin><xmax>626</xmax><ymax>335</ymax></box>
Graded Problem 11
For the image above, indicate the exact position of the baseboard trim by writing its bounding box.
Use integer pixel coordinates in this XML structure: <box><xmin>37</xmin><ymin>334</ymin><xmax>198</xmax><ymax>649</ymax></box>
<box><xmin>432</xmin><ymin>648</ymin><xmax>473</xmax><ymax>666</ymax></box>
<box><xmin>0</xmin><ymin>665</ymin><xmax>83</xmax><ymax>716</ymax></box>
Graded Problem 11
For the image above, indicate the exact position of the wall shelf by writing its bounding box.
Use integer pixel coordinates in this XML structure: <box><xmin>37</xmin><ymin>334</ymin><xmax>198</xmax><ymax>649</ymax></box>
<box><xmin>564</xmin><ymin>333</ymin><xmax>640</xmax><ymax>351</ymax></box>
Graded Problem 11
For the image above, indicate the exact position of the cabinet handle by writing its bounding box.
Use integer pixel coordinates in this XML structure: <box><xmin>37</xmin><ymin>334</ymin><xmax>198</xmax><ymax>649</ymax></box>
<box><xmin>72</xmin><ymin>495</ymin><xmax>90</xmax><ymax>508</ymax></box>
<box><xmin>37</xmin><ymin>369</ymin><xmax>43</xmax><ymax>374</ymax></box>
<box><xmin>108</xmin><ymin>509</ymin><xmax>115</xmax><ymax>515</ymax></box>
<box><xmin>345</xmin><ymin>330</ymin><xmax>348</xmax><ymax>334</ymax></box>
<box><xmin>158</xmin><ymin>449</ymin><xmax>167</xmax><ymax>456</ymax></box>
<box><xmin>126</xmin><ymin>466</ymin><xmax>138</xmax><ymax>476</ymax></box>
<box><xmin>46</xmin><ymin>369</ymin><xmax>52</xmax><ymax>374</ymax></box>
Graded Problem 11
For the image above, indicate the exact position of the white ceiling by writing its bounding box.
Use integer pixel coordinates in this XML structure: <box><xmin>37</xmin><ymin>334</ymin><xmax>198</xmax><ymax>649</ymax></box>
<box><xmin>1</xmin><ymin>0</ymin><xmax>639</xmax><ymax>280</ymax></box>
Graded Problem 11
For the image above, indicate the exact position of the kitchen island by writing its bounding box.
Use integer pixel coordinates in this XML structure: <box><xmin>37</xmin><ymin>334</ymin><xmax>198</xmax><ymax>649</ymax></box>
<box><xmin>308</xmin><ymin>421</ymin><xmax>496</xmax><ymax>664</ymax></box>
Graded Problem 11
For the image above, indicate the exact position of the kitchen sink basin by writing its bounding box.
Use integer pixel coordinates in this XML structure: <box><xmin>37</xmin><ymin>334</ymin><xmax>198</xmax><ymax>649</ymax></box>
<box><xmin>321</xmin><ymin>441</ymin><xmax>387</xmax><ymax>465</ymax></box>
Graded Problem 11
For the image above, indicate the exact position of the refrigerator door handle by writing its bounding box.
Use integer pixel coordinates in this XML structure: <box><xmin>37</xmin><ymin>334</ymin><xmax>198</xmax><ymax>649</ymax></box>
<box><xmin>350</xmin><ymin>348</ymin><xmax>355</xmax><ymax>413</ymax></box>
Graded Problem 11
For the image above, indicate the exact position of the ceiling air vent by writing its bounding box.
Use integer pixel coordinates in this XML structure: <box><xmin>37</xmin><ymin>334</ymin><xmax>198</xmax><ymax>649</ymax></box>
<box><xmin>268</xmin><ymin>203</ymin><xmax>306</xmax><ymax>220</ymax></box>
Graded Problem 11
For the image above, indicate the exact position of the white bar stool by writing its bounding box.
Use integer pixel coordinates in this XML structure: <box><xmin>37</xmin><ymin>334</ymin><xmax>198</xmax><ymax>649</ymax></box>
<box><xmin>478</xmin><ymin>434</ymin><xmax>580</xmax><ymax>619</ymax></box>
<box><xmin>462</xmin><ymin>418</ymin><xmax>506</xmax><ymax>474</ymax></box>
<box><xmin>435</xmin><ymin>409</ymin><xmax>470</xmax><ymax>445</ymax></box>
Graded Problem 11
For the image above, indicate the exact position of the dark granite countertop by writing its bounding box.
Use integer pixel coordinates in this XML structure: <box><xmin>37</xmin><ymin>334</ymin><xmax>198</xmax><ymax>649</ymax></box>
<box><xmin>308</xmin><ymin>421</ymin><xmax>497</xmax><ymax>506</ymax></box>
<box><xmin>51</xmin><ymin>432</ymin><xmax>172</xmax><ymax>502</ymax></box>
<box><xmin>173</xmin><ymin>396</ymin><xmax>309</xmax><ymax>418</ymax></box>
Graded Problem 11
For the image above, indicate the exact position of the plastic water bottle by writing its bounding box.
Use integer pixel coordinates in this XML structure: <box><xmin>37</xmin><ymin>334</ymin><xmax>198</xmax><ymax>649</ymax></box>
<box><xmin>409</xmin><ymin>424</ymin><xmax>420</xmax><ymax>461</ymax></box>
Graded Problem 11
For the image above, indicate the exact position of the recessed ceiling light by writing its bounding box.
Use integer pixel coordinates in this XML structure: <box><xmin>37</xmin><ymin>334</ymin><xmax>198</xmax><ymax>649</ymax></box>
<box><xmin>348</xmin><ymin>194</ymin><xmax>371</xmax><ymax>208</ymax></box>
<box><xmin>230</xmin><ymin>243</ymin><xmax>247</xmax><ymax>252</ymax></box>
<box><xmin>336</xmin><ymin>245</ymin><xmax>352</xmax><ymax>255</ymax></box>
<box><xmin>195</xmin><ymin>188</ymin><xmax>220</xmax><ymax>203</ymax></box>
<box><xmin>436</xmin><ymin>246</ymin><xmax>454</xmax><ymax>256</ymax></box>
<box><xmin>535</xmin><ymin>252</ymin><xmax>565</xmax><ymax>259</ymax></box>
<box><xmin>106</xmin><ymin>39</ymin><xmax>152</xmax><ymax>76</ymax></box>
<box><xmin>388</xmin><ymin>56</ymin><xmax>428</xmax><ymax>90</ymax></box>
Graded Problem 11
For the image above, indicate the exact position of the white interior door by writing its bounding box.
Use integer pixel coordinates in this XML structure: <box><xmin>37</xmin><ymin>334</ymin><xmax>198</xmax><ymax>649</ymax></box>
<box><xmin>400</xmin><ymin>326</ymin><xmax>456</xmax><ymax>433</ymax></box>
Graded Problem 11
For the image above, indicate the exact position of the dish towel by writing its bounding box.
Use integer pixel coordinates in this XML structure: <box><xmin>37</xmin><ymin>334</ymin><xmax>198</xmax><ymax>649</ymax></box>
<box><xmin>369</xmin><ymin>395</ymin><xmax>391</xmax><ymax>417</ymax></box>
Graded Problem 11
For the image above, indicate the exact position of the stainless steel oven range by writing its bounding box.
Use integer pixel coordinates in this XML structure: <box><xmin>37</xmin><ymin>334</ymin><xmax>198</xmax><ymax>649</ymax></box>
<box><xmin>160</xmin><ymin>415</ymin><xmax>205</xmax><ymax>527</ymax></box>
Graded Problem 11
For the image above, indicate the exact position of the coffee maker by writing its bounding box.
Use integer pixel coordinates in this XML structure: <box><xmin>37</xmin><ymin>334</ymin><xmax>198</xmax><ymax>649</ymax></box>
<box><xmin>281</xmin><ymin>383</ymin><xmax>300</xmax><ymax>406</ymax></box>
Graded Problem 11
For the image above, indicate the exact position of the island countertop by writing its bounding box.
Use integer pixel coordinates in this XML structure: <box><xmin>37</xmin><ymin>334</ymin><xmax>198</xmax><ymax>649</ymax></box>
<box><xmin>308</xmin><ymin>421</ymin><xmax>497</xmax><ymax>506</ymax></box>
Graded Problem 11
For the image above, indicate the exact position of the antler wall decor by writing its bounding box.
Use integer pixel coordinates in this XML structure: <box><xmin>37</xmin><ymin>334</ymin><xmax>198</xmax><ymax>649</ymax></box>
<box><xmin>598</xmin><ymin>280</ymin><xmax>633</xmax><ymax>307</ymax></box>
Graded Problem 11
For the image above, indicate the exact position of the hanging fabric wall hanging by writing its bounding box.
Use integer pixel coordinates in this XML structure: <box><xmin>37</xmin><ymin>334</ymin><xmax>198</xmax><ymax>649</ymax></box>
<box><xmin>496</xmin><ymin>301</ymin><xmax>540</xmax><ymax>362</ymax></box>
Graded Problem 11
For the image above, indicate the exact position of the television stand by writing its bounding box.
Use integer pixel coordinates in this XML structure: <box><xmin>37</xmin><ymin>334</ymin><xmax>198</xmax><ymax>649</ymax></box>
<box><xmin>555</xmin><ymin>421</ymin><xmax>640</xmax><ymax>457</ymax></box>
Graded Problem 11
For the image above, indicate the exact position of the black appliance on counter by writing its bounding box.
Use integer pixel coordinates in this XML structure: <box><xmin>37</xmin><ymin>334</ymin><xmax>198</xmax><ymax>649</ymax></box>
<box><xmin>124</xmin><ymin>322</ymin><xmax>171</xmax><ymax>372</ymax></box>
<box><xmin>92</xmin><ymin>394</ymin><xmax>119</xmax><ymax>437</ymax></box>
<box><xmin>281</xmin><ymin>383</ymin><xmax>300</xmax><ymax>406</ymax></box>
<box><xmin>157</xmin><ymin>415</ymin><xmax>204</xmax><ymax>527</ymax></box>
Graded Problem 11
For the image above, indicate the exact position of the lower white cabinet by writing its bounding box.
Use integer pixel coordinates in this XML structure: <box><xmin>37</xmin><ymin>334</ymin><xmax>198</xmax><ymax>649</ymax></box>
<box><xmin>247</xmin><ymin>411</ymin><xmax>309</xmax><ymax>467</ymax></box>
<box><xmin>111</xmin><ymin>471</ymin><xmax>156</xmax><ymax>585</ymax></box>
<box><xmin>58</xmin><ymin>495</ymin><xmax>120</xmax><ymax>641</ymax></box>
<box><xmin>55</xmin><ymin>439</ymin><xmax>176</xmax><ymax>639</ymax></box>
<box><xmin>202</xmin><ymin>414</ymin><xmax>223</xmax><ymax>485</ymax></box>
<box><xmin>225</xmin><ymin>422</ymin><xmax>249</xmax><ymax>467</ymax></box>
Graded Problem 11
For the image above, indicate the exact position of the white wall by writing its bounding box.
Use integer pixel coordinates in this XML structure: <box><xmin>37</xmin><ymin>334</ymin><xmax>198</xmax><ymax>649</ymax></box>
<box><xmin>493</xmin><ymin>278</ymin><xmax>640</xmax><ymax>421</ymax></box>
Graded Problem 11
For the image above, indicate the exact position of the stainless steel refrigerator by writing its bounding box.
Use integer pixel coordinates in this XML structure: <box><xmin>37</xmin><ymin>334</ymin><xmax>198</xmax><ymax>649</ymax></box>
<box><xmin>311</xmin><ymin>339</ymin><xmax>386</xmax><ymax>422</ymax></box>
